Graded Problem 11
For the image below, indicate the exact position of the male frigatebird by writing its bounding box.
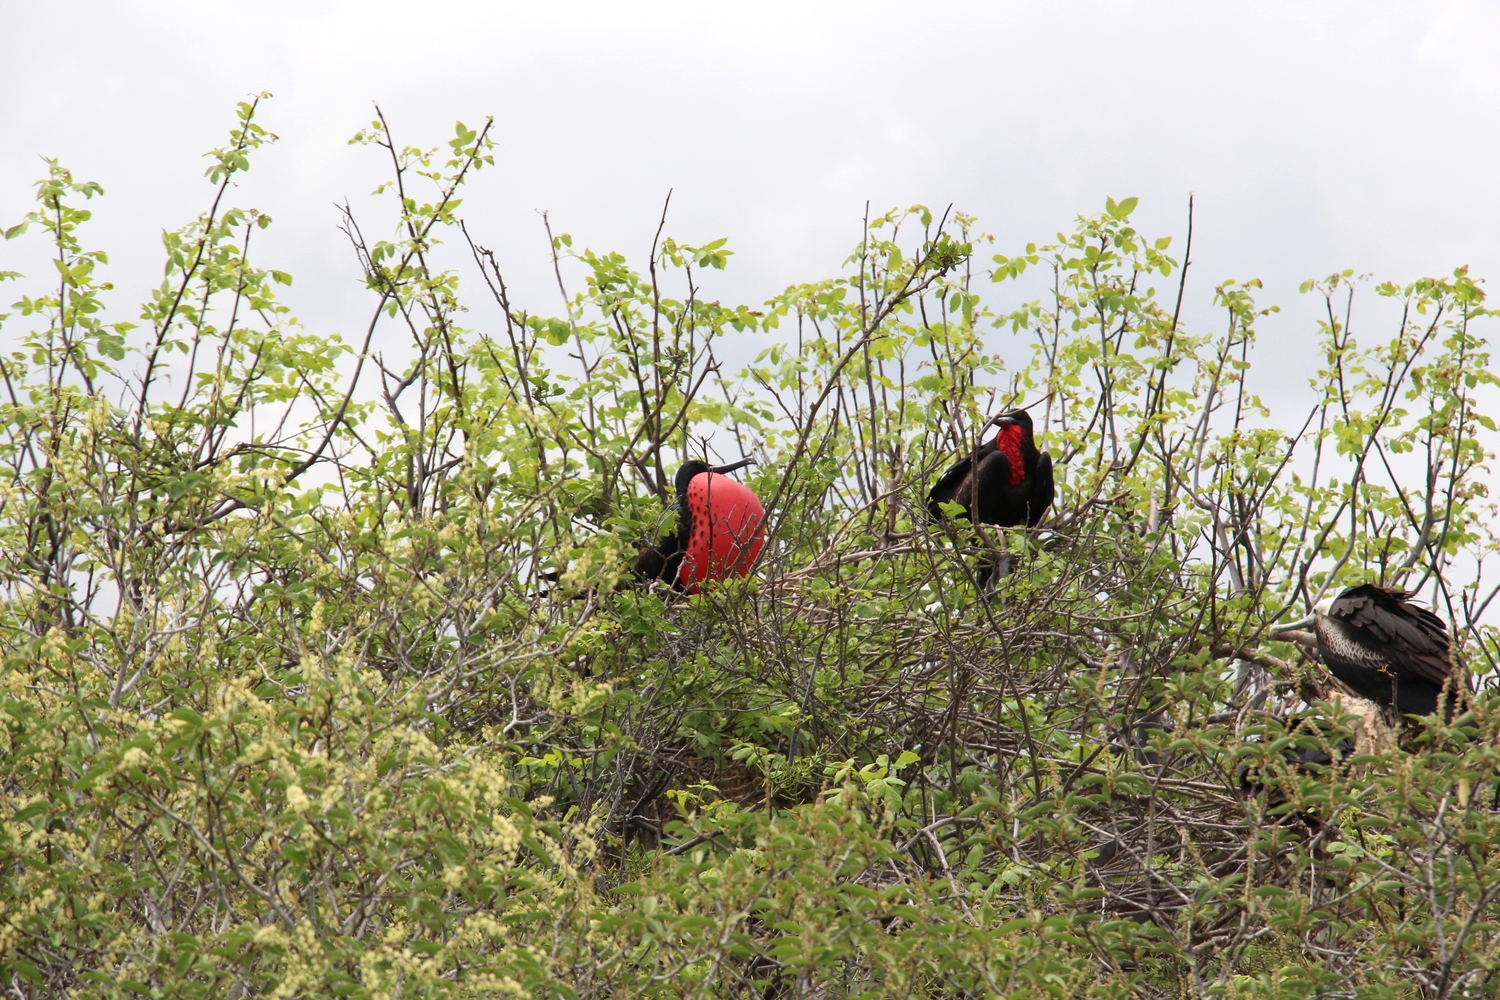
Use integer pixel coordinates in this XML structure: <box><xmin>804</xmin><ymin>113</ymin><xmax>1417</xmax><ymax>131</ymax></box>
<box><xmin>634</xmin><ymin>459</ymin><xmax>764</xmax><ymax>593</ymax></box>
<box><xmin>928</xmin><ymin>409</ymin><xmax>1054</xmax><ymax>529</ymax></box>
<box><xmin>1270</xmin><ymin>584</ymin><xmax>1457</xmax><ymax>721</ymax></box>
<box><xmin>927</xmin><ymin>409</ymin><xmax>1054</xmax><ymax>585</ymax></box>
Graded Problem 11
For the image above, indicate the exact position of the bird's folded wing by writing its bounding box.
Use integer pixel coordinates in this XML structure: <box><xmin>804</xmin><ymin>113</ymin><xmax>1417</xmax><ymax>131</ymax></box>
<box><xmin>1031</xmin><ymin>451</ymin><xmax>1054</xmax><ymax>526</ymax></box>
<box><xmin>927</xmin><ymin>455</ymin><xmax>976</xmax><ymax>519</ymax></box>
<box><xmin>1332</xmin><ymin>591</ymin><xmax>1451</xmax><ymax>686</ymax></box>
<box><xmin>1384</xmin><ymin>617</ymin><xmax>1452</xmax><ymax>686</ymax></box>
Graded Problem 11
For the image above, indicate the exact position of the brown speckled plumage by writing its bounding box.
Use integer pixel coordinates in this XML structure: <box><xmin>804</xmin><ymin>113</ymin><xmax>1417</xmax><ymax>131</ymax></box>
<box><xmin>1294</xmin><ymin>585</ymin><xmax>1455</xmax><ymax>720</ymax></box>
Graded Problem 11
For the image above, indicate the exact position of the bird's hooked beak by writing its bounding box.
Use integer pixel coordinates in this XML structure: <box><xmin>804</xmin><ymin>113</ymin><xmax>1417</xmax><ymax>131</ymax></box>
<box><xmin>710</xmin><ymin>458</ymin><xmax>755</xmax><ymax>475</ymax></box>
<box><xmin>1270</xmin><ymin>614</ymin><xmax>1316</xmax><ymax>635</ymax></box>
<box><xmin>1269</xmin><ymin>612</ymin><xmax>1318</xmax><ymax>646</ymax></box>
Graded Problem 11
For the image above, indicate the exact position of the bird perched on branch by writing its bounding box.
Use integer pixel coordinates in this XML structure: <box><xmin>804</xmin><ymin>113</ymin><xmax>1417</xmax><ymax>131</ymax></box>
<box><xmin>634</xmin><ymin>459</ymin><xmax>764</xmax><ymax>593</ymax></box>
<box><xmin>1270</xmin><ymin>584</ymin><xmax>1457</xmax><ymax>722</ymax></box>
<box><xmin>927</xmin><ymin>409</ymin><xmax>1054</xmax><ymax>584</ymax></box>
<box><xmin>929</xmin><ymin>409</ymin><xmax>1054</xmax><ymax>528</ymax></box>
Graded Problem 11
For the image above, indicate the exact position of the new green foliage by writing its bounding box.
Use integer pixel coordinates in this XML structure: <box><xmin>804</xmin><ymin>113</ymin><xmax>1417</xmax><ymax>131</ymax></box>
<box><xmin>2</xmin><ymin>97</ymin><xmax>1499</xmax><ymax>998</ymax></box>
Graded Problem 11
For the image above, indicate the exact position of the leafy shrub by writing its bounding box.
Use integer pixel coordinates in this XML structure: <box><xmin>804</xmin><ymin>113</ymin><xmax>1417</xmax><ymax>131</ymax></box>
<box><xmin>2</xmin><ymin>96</ymin><xmax>1499</xmax><ymax>998</ymax></box>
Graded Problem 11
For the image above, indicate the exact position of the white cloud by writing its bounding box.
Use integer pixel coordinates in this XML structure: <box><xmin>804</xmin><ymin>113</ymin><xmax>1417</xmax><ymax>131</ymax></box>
<box><xmin>2</xmin><ymin>0</ymin><xmax>1498</xmax><ymax>411</ymax></box>
<box><xmin>1418</xmin><ymin>0</ymin><xmax>1500</xmax><ymax>95</ymax></box>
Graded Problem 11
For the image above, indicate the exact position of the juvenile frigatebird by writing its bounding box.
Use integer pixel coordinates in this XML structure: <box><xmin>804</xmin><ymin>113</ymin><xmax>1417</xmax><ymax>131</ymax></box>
<box><xmin>927</xmin><ymin>409</ymin><xmax>1054</xmax><ymax>584</ymax></box>
<box><xmin>634</xmin><ymin>459</ymin><xmax>764</xmax><ymax>593</ymax></box>
<box><xmin>1270</xmin><ymin>584</ymin><xmax>1457</xmax><ymax>721</ymax></box>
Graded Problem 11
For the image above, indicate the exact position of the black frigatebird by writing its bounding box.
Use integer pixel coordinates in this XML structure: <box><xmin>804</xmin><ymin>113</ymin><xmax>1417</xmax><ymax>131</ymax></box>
<box><xmin>634</xmin><ymin>458</ymin><xmax>765</xmax><ymax>593</ymax></box>
<box><xmin>927</xmin><ymin>409</ymin><xmax>1054</xmax><ymax>583</ymax></box>
<box><xmin>1237</xmin><ymin>717</ymin><xmax>1356</xmax><ymax>833</ymax></box>
<box><xmin>929</xmin><ymin>409</ymin><xmax>1054</xmax><ymax>528</ymax></box>
<box><xmin>1270</xmin><ymin>584</ymin><xmax>1457</xmax><ymax>722</ymax></box>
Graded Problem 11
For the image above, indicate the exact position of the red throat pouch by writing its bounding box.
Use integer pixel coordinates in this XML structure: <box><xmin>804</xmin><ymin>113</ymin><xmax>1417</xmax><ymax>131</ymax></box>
<box><xmin>995</xmin><ymin>426</ymin><xmax>1026</xmax><ymax>485</ymax></box>
<box><xmin>677</xmin><ymin>472</ymin><xmax>766</xmax><ymax>593</ymax></box>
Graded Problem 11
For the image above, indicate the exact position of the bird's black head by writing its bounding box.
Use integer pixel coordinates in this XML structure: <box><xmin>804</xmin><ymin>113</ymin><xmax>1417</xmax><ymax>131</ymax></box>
<box><xmin>672</xmin><ymin>457</ymin><xmax>754</xmax><ymax>499</ymax></box>
<box><xmin>992</xmin><ymin>409</ymin><xmax>1035</xmax><ymax>440</ymax></box>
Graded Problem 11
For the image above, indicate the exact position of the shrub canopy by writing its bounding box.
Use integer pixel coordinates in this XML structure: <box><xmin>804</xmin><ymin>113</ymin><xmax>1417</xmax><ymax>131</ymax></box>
<box><xmin>3</xmin><ymin>97</ymin><xmax>1500</xmax><ymax>999</ymax></box>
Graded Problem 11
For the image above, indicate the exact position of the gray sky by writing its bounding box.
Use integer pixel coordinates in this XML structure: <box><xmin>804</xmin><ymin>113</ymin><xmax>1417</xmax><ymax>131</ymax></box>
<box><xmin>3</xmin><ymin>1</ymin><xmax>1499</xmax><ymax>408</ymax></box>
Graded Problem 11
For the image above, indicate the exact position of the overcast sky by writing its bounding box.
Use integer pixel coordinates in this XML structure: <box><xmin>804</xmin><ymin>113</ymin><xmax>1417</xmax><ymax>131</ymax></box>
<box><xmin>3</xmin><ymin>1</ymin><xmax>1499</xmax><ymax>412</ymax></box>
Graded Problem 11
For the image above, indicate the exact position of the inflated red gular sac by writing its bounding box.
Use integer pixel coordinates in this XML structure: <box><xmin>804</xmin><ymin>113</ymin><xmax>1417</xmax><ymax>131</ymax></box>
<box><xmin>634</xmin><ymin>459</ymin><xmax>765</xmax><ymax>593</ymax></box>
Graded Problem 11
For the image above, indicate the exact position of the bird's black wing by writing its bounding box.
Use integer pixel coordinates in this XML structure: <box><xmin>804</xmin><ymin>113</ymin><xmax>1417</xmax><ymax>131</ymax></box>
<box><xmin>1330</xmin><ymin>586</ymin><xmax>1451</xmax><ymax>687</ymax></box>
<box><xmin>633</xmin><ymin>538</ymin><xmax>672</xmax><ymax>581</ymax></box>
<box><xmin>633</xmin><ymin>505</ymin><xmax>687</xmax><ymax>583</ymax></box>
<box><xmin>928</xmin><ymin>442</ymin><xmax>996</xmax><ymax>521</ymax></box>
<box><xmin>1028</xmin><ymin>451</ymin><xmax>1055</xmax><ymax>527</ymax></box>
<box><xmin>971</xmin><ymin>450</ymin><xmax>1020</xmax><ymax>526</ymax></box>
<box><xmin>1378</xmin><ymin>595</ymin><xmax>1452</xmax><ymax>688</ymax></box>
